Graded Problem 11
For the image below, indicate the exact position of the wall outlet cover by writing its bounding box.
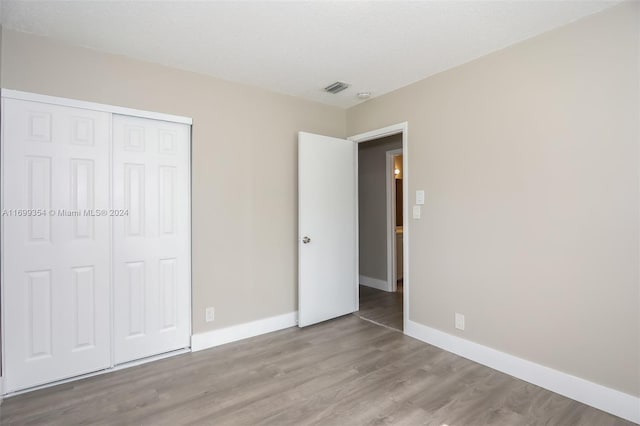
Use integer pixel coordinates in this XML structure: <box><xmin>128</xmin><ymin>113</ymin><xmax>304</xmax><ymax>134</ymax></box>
<box><xmin>206</xmin><ymin>307</ymin><xmax>215</xmax><ymax>322</ymax></box>
<box><xmin>455</xmin><ymin>313</ymin><xmax>465</xmax><ymax>330</ymax></box>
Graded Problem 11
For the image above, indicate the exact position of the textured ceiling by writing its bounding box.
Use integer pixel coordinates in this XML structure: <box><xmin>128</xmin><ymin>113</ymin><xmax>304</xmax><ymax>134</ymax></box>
<box><xmin>0</xmin><ymin>0</ymin><xmax>621</xmax><ymax>108</ymax></box>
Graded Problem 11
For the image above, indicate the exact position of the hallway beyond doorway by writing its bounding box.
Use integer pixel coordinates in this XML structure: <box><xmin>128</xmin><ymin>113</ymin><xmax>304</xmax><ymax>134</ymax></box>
<box><xmin>356</xmin><ymin>282</ymin><xmax>403</xmax><ymax>331</ymax></box>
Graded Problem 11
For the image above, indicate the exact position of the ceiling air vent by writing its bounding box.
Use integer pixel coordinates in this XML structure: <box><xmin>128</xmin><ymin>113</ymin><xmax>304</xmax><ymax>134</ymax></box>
<box><xmin>324</xmin><ymin>81</ymin><xmax>350</xmax><ymax>94</ymax></box>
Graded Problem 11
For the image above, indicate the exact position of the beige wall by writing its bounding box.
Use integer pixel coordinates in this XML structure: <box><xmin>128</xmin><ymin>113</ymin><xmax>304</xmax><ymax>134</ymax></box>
<box><xmin>358</xmin><ymin>134</ymin><xmax>402</xmax><ymax>282</ymax></box>
<box><xmin>0</xmin><ymin>28</ymin><xmax>346</xmax><ymax>334</ymax></box>
<box><xmin>348</xmin><ymin>2</ymin><xmax>639</xmax><ymax>396</ymax></box>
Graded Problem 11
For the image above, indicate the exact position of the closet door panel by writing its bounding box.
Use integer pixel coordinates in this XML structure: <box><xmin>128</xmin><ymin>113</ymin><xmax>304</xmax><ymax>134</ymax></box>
<box><xmin>112</xmin><ymin>115</ymin><xmax>190</xmax><ymax>364</ymax></box>
<box><xmin>2</xmin><ymin>99</ymin><xmax>111</xmax><ymax>393</ymax></box>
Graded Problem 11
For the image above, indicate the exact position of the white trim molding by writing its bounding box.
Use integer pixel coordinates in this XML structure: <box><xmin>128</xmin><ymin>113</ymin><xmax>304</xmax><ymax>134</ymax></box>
<box><xmin>349</xmin><ymin>123</ymin><xmax>406</xmax><ymax>143</ymax></box>
<box><xmin>386</xmin><ymin>148</ymin><xmax>403</xmax><ymax>293</ymax></box>
<box><xmin>359</xmin><ymin>275</ymin><xmax>390</xmax><ymax>292</ymax></box>
<box><xmin>191</xmin><ymin>312</ymin><xmax>298</xmax><ymax>352</ymax></box>
<box><xmin>1</xmin><ymin>89</ymin><xmax>193</xmax><ymax>125</ymax></box>
<box><xmin>405</xmin><ymin>320</ymin><xmax>640</xmax><ymax>424</ymax></box>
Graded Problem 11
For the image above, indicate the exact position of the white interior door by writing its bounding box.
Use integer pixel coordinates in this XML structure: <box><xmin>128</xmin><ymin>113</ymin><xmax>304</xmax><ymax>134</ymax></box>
<box><xmin>112</xmin><ymin>115</ymin><xmax>191</xmax><ymax>364</ymax></box>
<box><xmin>298</xmin><ymin>132</ymin><xmax>357</xmax><ymax>327</ymax></box>
<box><xmin>2</xmin><ymin>99</ymin><xmax>111</xmax><ymax>392</ymax></box>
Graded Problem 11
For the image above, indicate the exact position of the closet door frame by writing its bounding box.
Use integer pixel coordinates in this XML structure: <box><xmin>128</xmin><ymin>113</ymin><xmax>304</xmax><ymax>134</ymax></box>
<box><xmin>1</xmin><ymin>90</ymin><xmax>193</xmax><ymax>126</ymax></box>
<box><xmin>0</xmin><ymin>89</ymin><xmax>193</xmax><ymax>395</ymax></box>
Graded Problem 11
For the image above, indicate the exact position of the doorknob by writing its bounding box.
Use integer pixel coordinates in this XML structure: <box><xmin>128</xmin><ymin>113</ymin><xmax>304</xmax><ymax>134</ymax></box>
<box><xmin>302</xmin><ymin>236</ymin><xmax>311</xmax><ymax>244</ymax></box>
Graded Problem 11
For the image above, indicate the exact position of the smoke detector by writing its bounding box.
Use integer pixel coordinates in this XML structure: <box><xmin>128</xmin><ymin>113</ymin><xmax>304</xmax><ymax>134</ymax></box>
<box><xmin>324</xmin><ymin>81</ymin><xmax>350</xmax><ymax>94</ymax></box>
<box><xmin>357</xmin><ymin>92</ymin><xmax>372</xmax><ymax>100</ymax></box>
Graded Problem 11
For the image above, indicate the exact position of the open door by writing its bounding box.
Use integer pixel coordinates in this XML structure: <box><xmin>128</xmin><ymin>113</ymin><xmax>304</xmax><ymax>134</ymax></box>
<box><xmin>298</xmin><ymin>132</ymin><xmax>357</xmax><ymax>327</ymax></box>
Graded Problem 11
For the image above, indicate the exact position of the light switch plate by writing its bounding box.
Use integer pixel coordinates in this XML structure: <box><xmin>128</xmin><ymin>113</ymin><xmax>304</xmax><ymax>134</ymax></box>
<box><xmin>416</xmin><ymin>190</ymin><xmax>425</xmax><ymax>205</ymax></box>
<box><xmin>412</xmin><ymin>205</ymin><xmax>421</xmax><ymax>219</ymax></box>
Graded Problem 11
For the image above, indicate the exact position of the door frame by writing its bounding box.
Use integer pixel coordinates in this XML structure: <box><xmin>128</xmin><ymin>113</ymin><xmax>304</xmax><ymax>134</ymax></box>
<box><xmin>349</xmin><ymin>122</ymin><xmax>409</xmax><ymax>330</ymax></box>
<box><xmin>386</xmin><ymin>148</ymin><xmax>403</xmax><ymax>293</ymax></box>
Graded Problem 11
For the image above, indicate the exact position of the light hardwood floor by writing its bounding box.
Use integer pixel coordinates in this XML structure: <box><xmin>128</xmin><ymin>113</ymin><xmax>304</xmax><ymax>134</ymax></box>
<box><xmin>356</xmin><ymin>283</ymin><xmax>403</xmax><ymax>331</ymax></box>
<box><xmin>0</xmin><ymin>315</ymin><xmax>632</xmax><ymax>425</ymax></box>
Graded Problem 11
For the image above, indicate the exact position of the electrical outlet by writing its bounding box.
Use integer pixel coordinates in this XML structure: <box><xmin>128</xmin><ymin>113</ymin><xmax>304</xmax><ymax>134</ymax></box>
<box><xmin>455</xmin><ymin>313</ymin><xmax>465</xmax><ymax>331</ymax></box>
<box><xmin>205</xmin><ymin>307</ymin><xmax>215</xmax><ymax>322</ymax></box>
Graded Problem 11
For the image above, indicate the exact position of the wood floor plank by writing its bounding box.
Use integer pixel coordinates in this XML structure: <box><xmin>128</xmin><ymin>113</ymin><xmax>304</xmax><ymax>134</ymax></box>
<box><xmin>357</xmin><ymin>284</ymin><xmax>403</xmax><ymax>331</ymax></box>
<box><xmin>0</xmin><ymin>315</ymin><xmax>633</xmax><ymax>426</ymax></box>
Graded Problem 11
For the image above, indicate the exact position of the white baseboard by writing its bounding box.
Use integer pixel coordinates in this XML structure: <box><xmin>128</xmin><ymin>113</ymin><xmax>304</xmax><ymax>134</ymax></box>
<box><xmin>405</xmin><ymin>320</ymin><xmax>640</xmax><ymax>424</ymax></box>
<box><xmin>359</xmin><ymin>275</ymin><xmax>390</xmax><ymax>292</ymax></box>
<box><xmin>191</xmin><ymin>311</ymin><xmax>298</xmax><ymax>352</ymax></box>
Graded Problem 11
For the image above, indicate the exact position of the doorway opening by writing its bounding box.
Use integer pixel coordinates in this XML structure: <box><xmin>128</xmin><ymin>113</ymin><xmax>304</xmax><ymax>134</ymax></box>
<box><xmin>350</xmin><ymin>124</ymin><xmax>408</xmax><ymax>332</ymax></box>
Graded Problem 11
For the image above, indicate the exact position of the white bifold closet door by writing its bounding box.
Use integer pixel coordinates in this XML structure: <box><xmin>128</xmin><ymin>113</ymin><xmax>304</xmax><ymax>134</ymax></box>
<box><xmin>2</xmin><ymin>99</ymin><xmax>112</xmax><ymax>392</ymax></box>
<box><xmin>112</xmin><ymin>115</ymin><xmax>191</xmax><ymax>364</ymax></box>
